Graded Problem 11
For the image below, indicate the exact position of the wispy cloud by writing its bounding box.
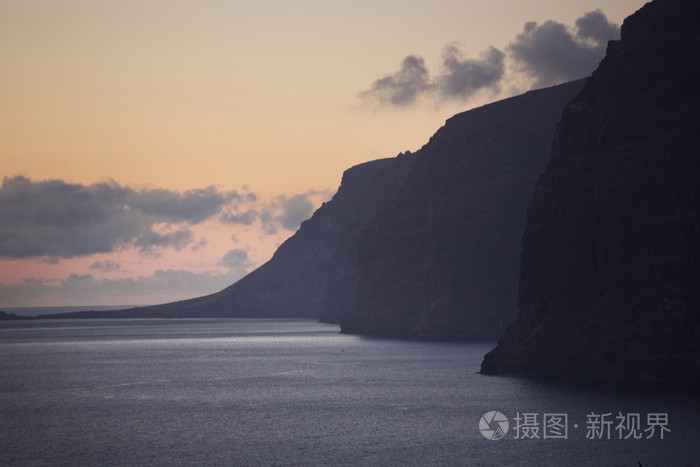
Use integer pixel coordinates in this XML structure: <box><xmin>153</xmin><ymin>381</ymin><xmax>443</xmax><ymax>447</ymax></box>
<box><xmin>134</xmin><ymin>227</ymin><xmax>195</xmax><ymax>257</ymax></box>
<box><xmin>220</xmin><ymin>209</ymin><xmax>258</xmax><ymax>225</ymax></box>
<box><xmin>360</xmin><ymin>10</ymin><xmax>619</xmax><ymax>107</ymax></box>
<box><xmin>89</xmin><ymin>260</ymin><xmax>120</xmax><ymax>273</ymax></box>
<box><xmin>219</xmin><ymin>188</ymin><xmax>333</xmax><ymax>235</ymax></box>
<box><xmin>273</xmin><ymin>193</ymin><xmax>316</xmax><ymax>231</ymax></box>
<box><xmin>218</xmin><ymin>248</ymin><xmax>253</xmax><ymax>270</ymax></box>
<box><xmin>358</xmin><ymin>55</ymin><xmax>433</xmax><ymax>107</ymax></box>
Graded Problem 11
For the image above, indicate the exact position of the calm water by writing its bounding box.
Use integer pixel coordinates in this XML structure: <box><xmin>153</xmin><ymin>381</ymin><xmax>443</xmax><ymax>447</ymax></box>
<box><xmin>1</xmin><ymin>319</ymin><xmax>698</xmax><ymax>466</ymax></box>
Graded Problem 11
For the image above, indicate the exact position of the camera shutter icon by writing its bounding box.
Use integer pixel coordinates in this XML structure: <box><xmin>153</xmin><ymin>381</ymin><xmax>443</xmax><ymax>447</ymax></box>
<box><xmin>480</xmin><ymin>411</ymin><xmax>509</xmax><ymax>440</ymax></box>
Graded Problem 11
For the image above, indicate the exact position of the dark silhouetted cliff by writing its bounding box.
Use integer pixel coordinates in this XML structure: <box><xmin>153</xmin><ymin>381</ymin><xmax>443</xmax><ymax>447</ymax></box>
<box><xmin>44</xmin><ymin>80</ymin><xmax>584</xmax><ymax>324</ymax></box>
<box><xmin>482</xmin><ymin>0</ymin><xmax>700</xmax><ymax>380</ymax></box>
<box><xmin>340</xmin><ymin>79</ymin><xmax>585</xmax><ymax>338</ymax></box>
<box><xmin>42</xmin><ymin>156</ymin><xmax>415</xmax><ymax>321</ymax></box>
<box><xmin>47</xmin><ymin>81</ymin><xmax>583</xmax><ymax>325</ymax></box>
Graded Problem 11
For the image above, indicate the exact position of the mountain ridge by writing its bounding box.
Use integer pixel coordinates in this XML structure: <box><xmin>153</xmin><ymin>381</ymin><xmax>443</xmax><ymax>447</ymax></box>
<box><xmin>40</xmin><ymin>80</ymin><xmax>585</xmax><ymax>324</ymax></box>
<box><xmin>341</xmin><ymin>79</ymin><xmax>585</xmax><ymax>338</ymax></box>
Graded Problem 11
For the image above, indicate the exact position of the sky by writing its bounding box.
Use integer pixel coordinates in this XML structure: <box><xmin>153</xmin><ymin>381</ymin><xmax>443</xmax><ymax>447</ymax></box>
<box><xmin>0</xmin><ymin>0</ymin><xmax>648</xmax><ymax>308</ymax></box>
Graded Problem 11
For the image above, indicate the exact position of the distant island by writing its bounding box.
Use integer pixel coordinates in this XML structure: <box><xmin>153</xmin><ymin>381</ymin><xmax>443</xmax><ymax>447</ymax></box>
<box><xmin>0</xmin><ymin>311</ymin><xmax>33</xmax><ymax>320</ymax></box>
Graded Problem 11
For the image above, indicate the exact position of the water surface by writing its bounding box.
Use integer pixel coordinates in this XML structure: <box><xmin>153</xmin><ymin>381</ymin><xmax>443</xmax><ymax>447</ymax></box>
<box><xmin>1</xmin><ymin>319</ymin><xmax>698</xmax><ymax>465</ymax></box>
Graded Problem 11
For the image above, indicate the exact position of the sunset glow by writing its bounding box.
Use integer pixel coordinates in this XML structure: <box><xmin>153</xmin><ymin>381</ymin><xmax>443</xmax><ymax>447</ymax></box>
<box><xmin>0</xmin><ymin>0</ymin><xmax>646</xmax><ymax>307</ymax></box>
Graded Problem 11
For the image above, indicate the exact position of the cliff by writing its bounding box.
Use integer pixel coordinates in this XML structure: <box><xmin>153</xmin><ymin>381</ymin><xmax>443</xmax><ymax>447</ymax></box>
<box><xmin>481</xmin><ymin>0</ymin><xmax>700</xmax><ymax>380</ymax></box>
<box><xmin>44</xmin><ymin>81</ymin><xmax>584</xmax><ymax>324</ymax></box>
<box><xmin>42</xmin><ymin>156</ymin><xmax>415</xmax><ymax>321</ymax></box>
<box><xmin>340</xmin><ymin>79</ymin><xmax>585</xmax><ymax>338</ymax></box>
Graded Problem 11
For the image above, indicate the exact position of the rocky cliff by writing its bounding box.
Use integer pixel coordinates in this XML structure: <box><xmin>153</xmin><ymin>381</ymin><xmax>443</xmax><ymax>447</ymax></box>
<box><xmin>340</xmin><ymin>80</ymin><xmax>585</xmax><ymax>338</ymax></box>
<box><xmin>43</xmin><ymin>156</ymin><xmax>415</xmax><ymax>321</ymax></box>
<box><xmin>481</xmin><ymin>0</ymin><xmax>700</xmax><ymax>380</ymax></box>
<box><xmin>45</xmin><ymin>80</ymin><xmax>583</xmax><ymax>324</ymax></box>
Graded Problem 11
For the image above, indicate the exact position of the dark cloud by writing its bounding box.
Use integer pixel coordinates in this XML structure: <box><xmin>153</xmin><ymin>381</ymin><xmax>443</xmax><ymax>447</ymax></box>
<box><xmin>275</xmin><ymin>194</ymin><xmax>314</xmax><ymax>231</ymax></box>
<box><xmin>36</xmin><ymin>256</ymin><xmax>61</xmax><ymax>265</ymax></box>
<box><xmin>360</xmin><ymin>10</ymin><xmax>619</xmax><ymax>107</ymax></box>
<box><xmin>359</xmin><ymin>45</ymin><xmax>504</xmax><ymax>106</ymax></box>
<box><xmin>359</xmin><ymin>55</ymin><xmax>433</xmax><ymax>106</ymax></box>
<box><xmin>0</xmin><ymin>175</ymin><xmax>332</xmax><ymax>262</ymax></box>
<box><xmin>0</xmin><ymin>176</ymin><xmax>143</xmax><ymax>258</ymax></box>
<box><xmin>438</xmin><ymin>45</ymin><xmax>505</xmax><ymax>99</ymax></box>
<box><xmin>127</xmin><ymin>186</ymin><xmax>253</xmax><ymax>224</ymax></box>
<box><xmin>221</xmin><ymin>189</ymin><xmax>331</xmax><ymax>234</ymax></box>
<box><xmin>258</xmin><ymin>208</ymin><xmax>278</xmax><ymax>235</ymax></box>
<box><xmin>507</xmin><ymin>11</ymin><xmax>619</xmax><ymax>87</ymax></box>
<box><xmin>218</xmin><ymin>249</ymin><xmax>252</xmax><ymax>269</ymax></box>
<box><xmin>89</xmin><ymin>260</ymin><xmax>120</xmax><ymax>272</ymax></box>
<box><xmin>135</xmin><ymin>228</ymin><xmax>194</xmax><ymax>256</ymax></box>
<box><xmin>0</xmin><ymin>176</ymin><xmax>247</xmax><ymax>259</ymax></box>
<box><xmin>575</xmin><ymin>9</ymin><xmax>620</xmax><ymax>44</ymax></box>
<box><xmin>220</xmin><ymin>208</ymin><xmax>259</xmax><ymax>225</ymax></box>
<box><xmin>259</xmin><ymin>192</ymin><xmax>317</xmax><ymax>234</ymax></box>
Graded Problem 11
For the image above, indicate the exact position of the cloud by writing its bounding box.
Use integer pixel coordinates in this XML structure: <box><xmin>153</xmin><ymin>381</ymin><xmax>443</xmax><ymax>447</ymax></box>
<box><xmin>126</xmin><ymin>186</ymin><xmax>253</xmax><ymax>224</ymax></box>
<box><xmin>258</xmin><ymin>191</ymin><xmax>321</xmax><ymax>234</ymax></box>
<box><xmin>360</xmin><ymin>10</ymin><xmax>619</xmax><ymax>107</ymax></box>
<box><xmin>438</xmin><ymin>44</ymin><xmax>505</xmax><ymax>100</ymax></box>
<box><xmin>575</xmin><ymin>9</ymin><xmax>620</xmax><ymax>44</ymax></box>
<box><xmin>134</xmin><ymin>227</ymin><xmax>195</xmax><ymax>256</ymax></box>
<box><xmin>507</xmin><ymin>10</ymin><xmax>619</xmax><ymax>87</ymax></box>
<box><xmin>359</xmin><ymin>44</ymin><xmax>505</xmax><ymax>106</ymax></box>
<box><xmin>0</xmin><ymin>176</ymin><xmax>248</xmax><ymax>260</ymax></box>
<box><xmin>89</xmin><ymin>260</ymin><xmax>120</xmax><ymax>272</ymax></box>
<box><xmin>358</xmin><ymin>55</ymin><xmax>433</xmax><ymax>107</ymax></box>
<box><xmin>0</xmin><ymin>174</ymin><xmax>333</xmax><ymax>269</ymax></box>
<box><xmin>218</xmin><ymin>248</ymin><xmax>252</xmax><ymax>269</ymax></box>
<box><xmin>275</xmin><ymin>194</ymin><xmax>314</xmax><ymax>231</ymax></box>
<box><xmin>220</xmin><ymin>208</ymin><xmax>258</xmax><ymax>225</ymax></box>
<box><xmin>220</xmin><ymin>189</ymin><xmax>332</xmax><ymax>234</ymax></box>
<box><xmin>36</xmin><ymin>256</ymin><xmax>61</xmax><ymax>265</ymax></box>
<box><xmin>190</xmin><ymin>238</ymin><xmax>208</xmax><ymax>251</ymax></box>
<box><xmin>0</xmin><ymin>176</ymin><xmax>334</xmax><ymax>306</ymax></box>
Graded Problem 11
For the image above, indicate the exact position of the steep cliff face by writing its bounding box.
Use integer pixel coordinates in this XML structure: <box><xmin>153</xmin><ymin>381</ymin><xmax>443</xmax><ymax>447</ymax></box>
<box><xmin>482</xmin><ymin>0</ymin><xmax>700</xmax><ymax>380</ymax></box>
<box><xmin>45</xmin><ymin>156</ymin><xmax>415</xmax><ymax>321</ymax></box>
<box><xmin>316</xmin><ymin>153</ymin><xmax>416</xmax><ymax>322</ymax></box>
<box><xmin>341</xmin><ymin>80</ymin><xmax>585</xmax><ymax>338</ymax></box>
<box><xmin>209</xmin><ymin>156</ymin><xmax>416</xmax><ymax>321</ymax></box>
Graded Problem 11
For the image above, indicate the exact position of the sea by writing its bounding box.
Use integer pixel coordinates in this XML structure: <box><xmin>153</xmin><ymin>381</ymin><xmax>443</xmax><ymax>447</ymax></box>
<box><xmin>1</xmin><ymin>318</ymin><xmax>698</xmax><ymax>466</ymax></box>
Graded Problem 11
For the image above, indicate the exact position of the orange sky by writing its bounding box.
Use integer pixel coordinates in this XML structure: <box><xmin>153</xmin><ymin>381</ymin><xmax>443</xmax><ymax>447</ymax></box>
<box><xmin>0</xmin><ymin>1</ymin><xmax>647</xmax><ymax>307</ymax></box>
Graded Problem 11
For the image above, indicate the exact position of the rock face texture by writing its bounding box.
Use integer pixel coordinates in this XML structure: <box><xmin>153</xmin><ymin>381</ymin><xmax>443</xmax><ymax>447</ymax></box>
<box><xmin>44</xmin><ymin>156</ymin><xmax>415</xmax><ymax>321</ymax></box>
<box><xmin>481</xmin><ymin>0</ymin><xmax>700</xmax><ymax>380</ymax></box>
<box><xmin>340</xmin><ymin>80</ymin><xmax>585</xmax><ymax>338</ymax></box>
